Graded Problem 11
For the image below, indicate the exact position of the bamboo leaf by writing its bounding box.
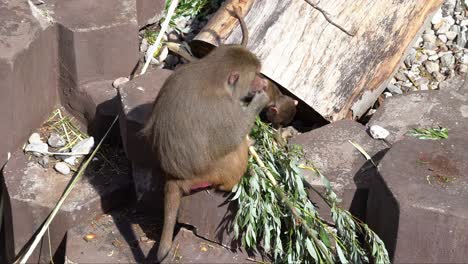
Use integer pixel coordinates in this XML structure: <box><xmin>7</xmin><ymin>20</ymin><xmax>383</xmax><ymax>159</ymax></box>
<box><xmin>233</xmin><ymin>118</ymin><xmax>388</xmax><ymax>263</ymax></box>
<box><xmin>231</xmin><ymin>185</ymin><xmax>242</xmax><ymax>201</ymax></box>
<box><xmin>336</xmin><ymin>243</ymin><xmax>349</xmax><ymax>264</ymax></box>
<box><xmin>305</xmin><ymin>238</ymin><xmax>318</xmax><ymax>261</ymax></box>
<box><xmin>319</xmin><ymin>228</ymin><xmax>331</xmax><ymax>248</ymax></box>
<box><xmin>348</xmin><ymin>140</ymin><xmax>375</xmax><ymax>166</ymax></box>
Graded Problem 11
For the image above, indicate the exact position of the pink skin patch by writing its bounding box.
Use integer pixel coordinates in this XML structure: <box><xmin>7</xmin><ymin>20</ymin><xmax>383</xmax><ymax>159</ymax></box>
<box><xmin>190</xmin><ymin>182</ymin><xmax>212</xmax><ymax>191</ymax></box>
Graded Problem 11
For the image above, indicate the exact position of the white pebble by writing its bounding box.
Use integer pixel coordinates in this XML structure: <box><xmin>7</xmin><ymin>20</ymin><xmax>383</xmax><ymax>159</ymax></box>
<box><xmin>424</xmin><ymin>49</ymin><xmax>437</xmax><ymax>56</ymax></box>
<box><xmin>458</xmin><ymin>64</ymin><xmax>468</xmax><ymax>73</ymax></box>
<box><xmin>419</xmin><ymin>83</ymin><xmax>429</xmax><ymax>91</ymax></box>
<box><xmin>445</xmin><ymin>31</ymin><xmax>458</xmax><ymax>41</ymax></box>
<box><xmin>140</xmin><ymin>38</ymin><xmax>148</xmax><ymax>52</ymax></box>
<box><xmin>112</xmin><ymin>77</ymin><xmax>129</xmax><ymax>88</ymax></box>
<box><xmin>431</xmin><ymin>9</ymin><xmax>443</xmax><ymax>25</ymax></box>
<box><xmin>433</xmin><ymin>71</ymin><xmax>446</xmax><ymax>82</ymax></box>
<box><xmin>412</xmin><ymin>37</ymin><xmax>423</xmax><ymax>48</ymax></box>
<box><xmin>55</xmin><ymin>162</ymin><xmax>71</xmax><ymax>175</ymax></box>
<box><xmin>383</xmin><ymin>92</ymin><xmax>393</xmax><ymax>98</ymax></box>
<box><xmin>48</xmin><ymin>133</ymin><xmax>66</xmax><ymax>148</ymax></box>
<box><xmin>386</xmin><ymin>83</ymin><xmax>403</xmax><ymax>94</ymax></box>
<box><xmin>422</xmin><ymin>33</ymin><xmax>437</xmax><ymax>44</ymax></box>
<box><xmin>460</xmin><ymin>54</ymin><xmax>468</xmax><ymax>64</ymax></box>
<box><xmin>369</xmin><ymin>125</ymin><xmax>390</xmax><ymax>140</ymax></box>
<box><xmin>64</xmin><ymin>156</ymin><xmax>77</xmax><ymax>166</ymax></box>
<box><xmin>406</xmin><ymin>71</ymin><xmax>419</xmax><ymax>80</ymax></box>
<box><xmin>415</xmin><ymin>54</ymin><xmax>428</xmax><ymax>64</ymax></box>
<box><xmin>158</xmin><ymin>45</ymin><xmax>169</xmax><ymax>62</ymax></box>
<box><xmin>444</xmin><ymin>16</ymin><xmax>455</xmax><ymax>26</ymax></box>
<box><xmin>424</xmin><ymin>61</ymin><xmax>440</xmax><ymax>74</ymax></box>
<box><xmin>437</xmin><ymin>23</ymin><xmax>451</xmax><ymax>35</ymax></box>
<box><xmin>440</xmin><ymin>54</ymin><xmax>456</xmax><ymax>68</ymax></box>
<box><xmin>28</xmin><ymin>133</ymin><xmax>42</xmax><ymax>144</ymax></box>
<box><xmin>72</xmin><ymin>137</ymin><xmax>94</xmax><ymax>155</ymax></box>
<box><xmin>25</xmin><ymin>142</ymin><xmax>48</xmax><ymax>157</ymax></box>
<box><xmin>367</xmin><ymin>109</ymin><xmax>377</xmax><ymax>116</ymax></box>
<box><xmin>438</xmin><ymin>34</ymin><xmax>448</xmax><ymax>43</ymax></box>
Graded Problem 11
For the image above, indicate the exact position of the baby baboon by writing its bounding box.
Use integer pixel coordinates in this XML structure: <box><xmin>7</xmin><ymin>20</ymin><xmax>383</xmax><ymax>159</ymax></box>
<box><xmin>263</xmin><ymin>81</ymin><xmax>298</xmax><ymax>128</ymax></box>
<box><xmin>171</xmin><ymin>6</ymin><xmax>298</xmax><ymax>128</ymax></box>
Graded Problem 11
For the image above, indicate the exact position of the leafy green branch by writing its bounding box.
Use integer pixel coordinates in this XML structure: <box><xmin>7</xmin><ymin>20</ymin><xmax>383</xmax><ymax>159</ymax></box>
<box><xmin>231</xmin><ymin>118</ymin><xmax>390</xmax><ymax>263</ymax></box>
<box><xmin>408</xmin><ymin>127</ymin><xmax>448</xmax><ymax>140</ymax></box>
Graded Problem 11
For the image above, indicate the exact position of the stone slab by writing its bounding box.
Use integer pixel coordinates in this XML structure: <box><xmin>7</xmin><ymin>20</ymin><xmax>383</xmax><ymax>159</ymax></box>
<box><xmin>118</xmin><ymin>68</ymin><xmax>173</xmax><ymax>165</ymax></box>
<box><xmin>367</xmin><ymin>137</ymin><xmax>468</xmax><ymax>262</ymax></box>
<box><xmin>33</xmin><ymin>0</ymin><xmax>140</xmax><ymax>127</ymax></box>
<box><xmin>118</xmin><ymin>69</ymin><xmax>172</xmax><ymax>209</ymax></box>
<box><xmin>65</xmin><ymin>207</ymin><xmax>162</xmax><ymax>263</ymax></box>
<box><xmin>368</xmin><ymin>75</ymin><xmax>468</xmax><ymax>144</ymax></box>
<box><xmin>136</xmin><ymin>0</ymin><xmax>165</xmax><ymax>28</ymax></box>
<box><xmin>64</xmin><ymin>79</ymin><xmax>122</xmax><ymax>140</ymax></box>
<box><xmin>0</xmin><ymin>1</ymin><xmax>58</xmax><ymax>167</ymax></box>
<box><xmin>178</xmin><ymin>190</ymin><xmax>238</xmax><ymax>249</ymax></box>
<box><xmin>2</xmin><ymin>149</ymin><xmax>132</xmax><ymax>262</ymax></box>
<box><xmin>41</xmin><ymin>0</ymin><xmax>140</xmax><ymax>85</ymax></box>
<box><xmin>163</xmin><ymin>228</ymin><xmax>262</xmax><ymax>264</ymax></box>
<box><xmin>131</xmin><ymin>164</ymin><xmax>165</xmax><ymax>215</ymax></box>
<box><xmin>289</xmin><ymin>120</ymin><xmax>387</xmax><ymax>221</ymax></box>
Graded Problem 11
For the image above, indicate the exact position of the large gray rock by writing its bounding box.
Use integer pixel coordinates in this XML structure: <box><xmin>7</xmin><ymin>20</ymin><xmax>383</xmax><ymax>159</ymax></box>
<box><xmin>368</xmin><ymin>75</ymin><xmax>468</xmax><ymax>144</ymax></box>
<box><xmin>178</xmin><ymin>190</ymin><xmax>238</xmax><ymax>248</ymax></box>
<box><xmin>34</xmin><ymin>0</ymin><xmax>140</xmax><ymax>128</ymax></box>
<box><xmin>0</xmin><ymin>1</ymin><xmax>58</xmax><ymax>168</ymax></box>
<box><xmin>163</xmin><ymin>228</ymin><xmax>264</xmax><ymax>264</ymax></box>
<box><xmin>367</xmin><ymin>136</ymin><xmax>468</xmax><ymax>263</ymax></box>
<box><xmin>41</xmin><ymin>0</ymin><xmax>140</xmax><ymax>86</ymax></box>
<box><xmin>131</xmin><ymin>164</ymin><xmax>165</xmax><ymax>215</ymax></box>
<box><xmin>65</xmin><ymin>79</ymin><xmax>119</xmax><ymax>134</ymax></box>
<box><xmin>136</xmin><ymin>0</ymin><xmax>165</xmax><ymax>28</ymax></box>
<box><xmin>2</xmin><ymin>150</ymin><xmax>132</xmax><ymax>263</ymax></box>
<box><xmin>117</xmin><ymin>68</ymin><xmax>171</xmax><ymax>211</ymax></box>
<box><xmin>65</xmin><ymin>207</ymin><xmax>162</xmax><ymax>263</ymax></box>
<box><xmin>289</xmin><ymin>120</ymin><xmax>387</xmax><ymax>221</ymax></box>
<box><xmin>118</xmin><ymin>68</ymin><xmax>172</xmax><ymax>165</ymax></box>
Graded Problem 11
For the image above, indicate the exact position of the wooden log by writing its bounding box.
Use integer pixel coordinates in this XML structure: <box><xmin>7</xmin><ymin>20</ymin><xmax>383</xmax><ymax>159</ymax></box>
<box><xmin>190</xmin><ymin>0</ymin><xmax>255</xmax><ymax>57</ymax></box>
<box><xmin>191</xmin><ymin>0</ymin><xmax>443</xmax><ymax>121</ymax></box>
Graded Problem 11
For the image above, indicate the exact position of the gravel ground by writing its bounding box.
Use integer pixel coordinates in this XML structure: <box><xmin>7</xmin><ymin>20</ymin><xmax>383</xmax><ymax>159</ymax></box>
<box><xmin>386</xmin><ymin>0</ymin><xmax>468</xmax><ymax>96</ymax></box>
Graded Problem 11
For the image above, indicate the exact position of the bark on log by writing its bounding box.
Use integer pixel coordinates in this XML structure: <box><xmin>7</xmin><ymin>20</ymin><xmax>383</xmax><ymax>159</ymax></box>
<box><xmin>190</xmin><ymin>0</ymin><xmax>256</xmax><ymax>57</ymax></box>
<box><xmin>192</xmin><ymin>0</ymin><xmax>443</xmax><ymax>121</ymax></box>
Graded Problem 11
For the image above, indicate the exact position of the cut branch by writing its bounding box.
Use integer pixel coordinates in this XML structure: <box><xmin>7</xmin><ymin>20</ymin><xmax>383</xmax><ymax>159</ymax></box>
<box><xmin>166</xmin><ymin>42</ymin><xmax>196</xmax><ymax>62</ymax></box>
<box><xmin>247</xmin><ymin>142</ymin><xmax>319</xmax><ymax>242</ymax></box>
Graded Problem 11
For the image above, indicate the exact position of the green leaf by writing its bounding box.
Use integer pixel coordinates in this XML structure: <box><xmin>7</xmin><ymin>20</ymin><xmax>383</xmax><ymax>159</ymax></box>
<box><xmin>233</xmin><ymin>222</ymin><xmax>239</xmax><ymax>238</ymax></box>
<box><xmin>264</xmin><ymin>223</ymin><xmax>271</xmax><ymax>252</ymax></box>
<box><xmin>319</xmin><ymin>228</ymin><xmax>331</xmax><ymax>247</ymax></box>
<box><xmin>320</xmin><ymin>173</ymin><xmax>332</xmax><ymax>192</ymax></box>
<box><xmin>231</xmin><ymin>183</ymin><xmax>239</xmax><ymax>193</ymax></box>
<box><xmin>408</xmin><ymin>127</ymin><xmax>448</xmax><ymax>140</ymax></box>
<box><xmin>336</xmin><ymin>243</ymin><xmax>349</xmax><ymax>264</ymax></box>
<box><xmin>305</xmin><ymin>238</ymin><xmax>318</xmax><ymax>261</ymax></box>
<box><xmin>245</xmin><ymin>225</ymin><xmax>252</xmax><ymax>247</ymax></box>
<box><xmin>233</xmin><ymin>119</ymin><xmax>389</xmax><ymax>263</ymax></box>
<box><xmin>295</xmin><ymin>173</ymin><xmax>307</xmax><ymax>197</ymax></box>
<box><xmin>230</xmin><ymin>185</ymin><xmax>242</xmax><ymax>201</ymax></box>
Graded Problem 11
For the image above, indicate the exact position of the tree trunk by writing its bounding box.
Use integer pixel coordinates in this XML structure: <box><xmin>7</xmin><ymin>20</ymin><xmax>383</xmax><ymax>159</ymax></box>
<box><xmin>192</xmin><ymin>0</ymin><xmax>443</xmax><ymax>121</ymax></box>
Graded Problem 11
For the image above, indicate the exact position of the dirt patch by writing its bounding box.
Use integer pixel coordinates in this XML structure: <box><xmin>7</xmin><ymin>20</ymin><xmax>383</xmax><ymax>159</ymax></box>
<box><xmin>418</xmin><ymin>153</ymin><xmax>460</xmax><ymax>187</ymax></box>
